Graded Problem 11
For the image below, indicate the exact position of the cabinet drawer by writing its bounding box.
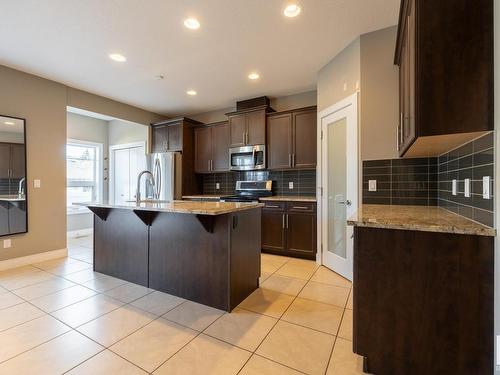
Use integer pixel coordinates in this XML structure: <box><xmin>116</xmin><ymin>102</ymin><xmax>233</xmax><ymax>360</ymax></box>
<box><xmin>287</xmin><ymin>202</ymin><xmax>316</xmax><ymax>213</ymax></box>
<box><xmin>262</xmin><ymin>201</ymin><xmax>286</xmax><ymax>211</ymax></box>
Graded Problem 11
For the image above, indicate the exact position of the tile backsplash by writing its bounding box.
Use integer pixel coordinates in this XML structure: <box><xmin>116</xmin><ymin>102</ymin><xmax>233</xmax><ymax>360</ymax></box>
<box><xmin>0</xmin><ymin>178</ymin><xmax>21</xmax><ymax>195</ymax></box>
<box><xmin>437</xmin><ymin>132</ymin><xmax>494</xmax><ymax>227</ymax></box>
<box><xmin>202</xmin><ymin>169</ymin><xmax>316</xmax><ymax>196</ymax></box>
<box><xmin>363</xmin><ymin>157</ymin><xmax>438</xmax><ymax>206</ymax></box>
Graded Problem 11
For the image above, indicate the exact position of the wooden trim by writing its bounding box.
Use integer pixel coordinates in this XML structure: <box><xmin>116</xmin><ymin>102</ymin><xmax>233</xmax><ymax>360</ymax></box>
<box><xmin>0</xmin><ymin>248</ymin><xmax>67</xmax><ymax>271</ymax></box>
<box><xmin>266</xmin><ymin>105</ymin><xmax>317</xmax><ymax>117</ymax></box>
<box><xmin>151</xmin><ymin>117</ymin><xmax>203</xmax><ymax>127</ymax></box>
<box><xmin>225</xmin><ymin>105</ymin><xmax>275</xmax><ymax>117</ymax></box>
<box><xmin>394</xmin><ymin>0</ymin><xmax>410</xmax><ymax>65</ymax></box>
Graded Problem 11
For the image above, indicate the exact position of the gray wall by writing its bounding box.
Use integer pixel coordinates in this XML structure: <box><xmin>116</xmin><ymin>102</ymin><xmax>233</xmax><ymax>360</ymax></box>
<box><xmin>108</xmin><ymin>119</ymin><xmax>148</xmax><ymax>146</ymax></box>
<box><xmin>0</xmin><ymin>131</ymin><xmax>24</xmax><ymax>143</ymax></box>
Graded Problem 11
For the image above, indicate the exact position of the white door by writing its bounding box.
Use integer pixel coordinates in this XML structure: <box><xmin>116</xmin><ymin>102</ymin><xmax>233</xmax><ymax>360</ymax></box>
<box><xmin>319</xmin><ymin>93</ymin><xmax>358</xmax><ymax>280</ymax></box>
<box><xmin>110</xmin><ymin>143</ymin><xmax>146</xmax><ymax>204</ymax></box>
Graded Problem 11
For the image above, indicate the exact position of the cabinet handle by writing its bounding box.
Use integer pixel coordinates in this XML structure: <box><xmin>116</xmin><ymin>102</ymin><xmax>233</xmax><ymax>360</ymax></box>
<box><xmin>245</xmin><ymin>131</ymin><xmax>248</xmax><ymax>145</ymax></box>
<box><xmin>208</xmin><ymin>160</ymin><xmax>211</xmax><ymax>171</ymax></box>
<box><xmin>211</xmin><ymin>160</ymin><xmax>213</xmax><ymax>171</ymax></box>
<box><xmin>292</xmin><ymin>153</ymin><xmax>295</xmax><ymax>167</ymax></box>
<box><xmin>266</xmin><ymin>205</ymin><xmax>280</xmax><ymax>208</ymax></box>
<box><xmin>286</xmin><ymin>214</ymin><xmax>289</xmax><ymax>229</ymax></box>
<box><xmin>288</xmin><ymin>154</ymin><xmax>292</xmax><ymax>167</ymax></box>
<box><xmin>282</xmin><ymin>214</ymin><xmax>285</xmax><ymax>229</ymax></box>
<box><xmin>242</xmin><ymin>131</ymin><xmax>245</xmax><ymax>145</ymax></box>
<box><xmin>292</xmin><ymin>206</ymin><xmax>309</xmax><ymax>210</ymax></box>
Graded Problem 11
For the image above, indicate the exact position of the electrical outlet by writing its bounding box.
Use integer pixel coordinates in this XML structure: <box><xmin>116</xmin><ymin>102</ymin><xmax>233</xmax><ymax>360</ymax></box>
<box><xmin>215</xmin><ymin>183</ymin><xmax>220</xmax><ymax>190</ymax></box>
<box><xmin>464</xmin><ymin>178</ymin><xmax>470</xmax><ymax>198</ymax></box>
<box><xmin>368</xmin><ymin>180</ymin><xmax>377</xmax><ymax>192</ymax></box>
<box><xmin>452</xmin><ymin>179</ymin><xmax>457</xmax><ymax>196</ymax></box>
<box><xmin>3</xmin><ymin>239</ymin><xmax>11</xmax><ymax>249</ymax></box>
<box><xmin>483</xmin><ymin>176</ymin><xmax>491</xmax><ymax>199</ymax></box>
<box><xmin>34</xmin><ymin>179</ymin><xmax>41</xmax><ymax>188</ymax></box>
<box><xmin>288</xmin><ymin>182</ymin><xmax>294</xmax><ymax>190</ymax></box>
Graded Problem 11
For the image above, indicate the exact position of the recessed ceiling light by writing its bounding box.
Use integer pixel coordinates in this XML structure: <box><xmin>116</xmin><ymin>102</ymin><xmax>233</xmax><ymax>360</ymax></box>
<box><xmin>109</xmin><ymin>53</ymin><xmax>127</xmax><ymax>62</ymax></box>
<box><xmin>283</xmin><ymin>4</ymin><xmax>301</xmax><ymax>17</ymax></box>
<box><xmin>184</xmin><ymin>18</ymin><xmax>200</xmax><ymax>30</ymax></box>
<box><xmin>248</xmin><ymin>72</ymin><xmax>260</xmax><ymax>80</ymax></box>
<box><xmin>4</xmin><ymin>121</ymin><xmax>14</xmax><ymax>125</ymax></box>
<box><xmin>186</xmin><ymin>90</ymin><xmax>197</xmax><ymax>96</ymax></box>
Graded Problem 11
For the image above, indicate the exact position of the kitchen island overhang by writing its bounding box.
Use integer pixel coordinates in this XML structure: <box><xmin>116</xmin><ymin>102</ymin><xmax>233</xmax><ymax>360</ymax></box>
<box><xmin>77</xmin><ymin>200</ymin><xmax>263</xmax><ymax>312</ymax></box>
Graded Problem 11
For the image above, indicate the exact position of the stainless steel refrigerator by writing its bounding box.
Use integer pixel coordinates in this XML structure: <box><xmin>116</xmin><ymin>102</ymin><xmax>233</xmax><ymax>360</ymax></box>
<box><xmin>146</xmin><ymin>152</ymin><xmax>182</xmax><ymax>201</ymax></box>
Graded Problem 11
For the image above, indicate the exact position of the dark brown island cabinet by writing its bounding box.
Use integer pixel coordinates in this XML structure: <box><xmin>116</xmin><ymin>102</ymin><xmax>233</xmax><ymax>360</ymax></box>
<box><xmin>151</xmin><ymin>117</ymin><xmax>202</xmax><ymax>196</ymax></box>
<box><xmin>261</xmin><ymin>201</ymin><xmax>317</xmax><ymax>260</ymax></box>
<box><xmin>194</xmin><ymin>121</ymin><xmax>229</xmax><ymax>173</ymax></box>
<box><xmin>395</xmin><ymin>0</ymin><xmax>493</xmax><ymax>157</ymax></box>
<box><xmin>267</xmin><ymin>107</ymin><xmax>317</xmax><ymax>170</ymax></box>
<box><xmin>226</xmin><ymin>107</ymin><xmax>268</xmax><ymax>147</ymax></box>
<box><xmin>353</xmin><ymin>227</ymin><xmax>494</xmax><ymax>374</ymax></box>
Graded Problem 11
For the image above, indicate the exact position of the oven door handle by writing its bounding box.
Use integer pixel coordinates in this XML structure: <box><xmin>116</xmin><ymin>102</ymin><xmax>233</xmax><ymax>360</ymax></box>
<box><xmin>252</xmin><ymin>148</ymin><xmax>256</xmax><ymax>168</ymax></box>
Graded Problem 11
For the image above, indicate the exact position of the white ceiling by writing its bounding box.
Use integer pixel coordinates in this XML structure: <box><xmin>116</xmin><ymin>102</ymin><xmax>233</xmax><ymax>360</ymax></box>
<box><xmin>0</xmin><ymin>0</ymin><xmax>399</xmax><ymax>116</ymax></box>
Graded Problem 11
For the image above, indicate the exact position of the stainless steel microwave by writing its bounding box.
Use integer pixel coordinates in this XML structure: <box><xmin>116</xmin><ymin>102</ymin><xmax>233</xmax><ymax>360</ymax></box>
<box><xmin>229</xmin><ymin>145</ymin><xmax>266</xmax><ymax>171</ymax></box>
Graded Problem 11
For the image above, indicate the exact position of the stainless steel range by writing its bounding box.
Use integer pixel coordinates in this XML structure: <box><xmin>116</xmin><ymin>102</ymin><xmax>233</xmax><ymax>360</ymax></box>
<box><xmin>221</xmin><ymin>180</ymin><xmax>272</xmax><ymax>202</ymax></box>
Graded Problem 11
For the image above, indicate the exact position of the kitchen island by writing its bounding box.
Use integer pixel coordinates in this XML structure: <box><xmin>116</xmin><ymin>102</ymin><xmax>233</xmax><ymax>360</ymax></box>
<box><xmin>78</xmin><ymin>200</ymin><xmax>263</xmax><ymax>311</ymax></box>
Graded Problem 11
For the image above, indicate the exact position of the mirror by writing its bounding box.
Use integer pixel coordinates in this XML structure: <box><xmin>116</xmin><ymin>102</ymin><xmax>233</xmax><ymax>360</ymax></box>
<box><xmin>0</xmin><ymin>115</ymin><xmax>27</xmax><ymax>237</ymax></box>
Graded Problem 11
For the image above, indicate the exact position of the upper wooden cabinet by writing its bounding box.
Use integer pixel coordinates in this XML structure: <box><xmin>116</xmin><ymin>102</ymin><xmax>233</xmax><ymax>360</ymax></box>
<box><xmin>151</xmin><ymin>117</ymin><xmax>201</xmax><ymax>153</ymax></box>
<box><xmin>267</xmin><ymin>107</ymin><xmax>316</xmax><ymax>170</ymax></box>
<box><xmin>227</xmin><ymin>108</ymin><xmax>266</xmax><ymax>147</ymax></box>
<box><xmin>0</xmin><ymin>143</ymin><xmax>25</xmax><ymax>179</ymax></box>
<box><xmin>194</xmin><ymin>122</ymin><xmax>229</xmax><ymax>173</ymax></box>
<box><xmin>395</xmin><ymin>0</ymin><xmax>493</xmax><ymax>157</ymax></box>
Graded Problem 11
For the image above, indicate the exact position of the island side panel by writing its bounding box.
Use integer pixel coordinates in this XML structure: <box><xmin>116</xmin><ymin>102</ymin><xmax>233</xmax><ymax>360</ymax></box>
<box><xmin>229</xmin><ymin>208</ymin><xmax>261</xmax><ymax>310</ymax></box>
<box><xmin>149</xmin><ymin>212</ymin><xmax>230</xmax><ymax>311</ymax></box>
<box><xmin>93</xmin><ymin>208</ymin><xmax>149</xmax><ymax>286</ymax></box>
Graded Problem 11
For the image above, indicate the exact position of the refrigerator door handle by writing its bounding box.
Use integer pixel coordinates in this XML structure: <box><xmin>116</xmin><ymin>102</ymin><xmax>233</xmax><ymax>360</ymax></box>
<box><xmin>155</xmin><ymin>158</ymin><xmax>162</xmax><ymax>200</ymax></box>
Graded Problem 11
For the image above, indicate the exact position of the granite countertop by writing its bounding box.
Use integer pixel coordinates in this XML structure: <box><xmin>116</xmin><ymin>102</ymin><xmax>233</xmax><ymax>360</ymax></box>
<box><xmin>0</xmin><ymin>195</ymin><xmax>26</xmax><ymax>202</ymax></box>
<box><xmin>347</xmin><ymin>204</ymin><xmax>496</xmax><ymax>237</ymax></box>
<box><xmin>182</xmin><ymin>195</ymin><xmax>229</xmax><ymax>200</ymax></box>
<box><xmin>260</xmin><ymin>196</ymin><xmax>317</xmax><ymax>202</ymax></box>
<box><xmin>76</xmin><ymin>200</ymin><xmax>264</xmax><ymax>216</ymax></box>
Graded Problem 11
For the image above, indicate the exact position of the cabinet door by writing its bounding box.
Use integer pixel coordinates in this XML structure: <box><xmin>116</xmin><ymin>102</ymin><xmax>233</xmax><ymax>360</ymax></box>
<box><xmin>0</xmin><ymin>201</ymin><xmax>9</xmax><ymax>236</ymax></box>
<box><xmin>212</xmin><ymin>122</ymin><xmax>229</xmax><ymax>172</ymax></box>
<box><xmin>267</xmin><ymin>114</ymin><xmax>292</xmax><ymax>169</ymax></box>
<box><xmin>194</xmin><ymin>127</ymin><xmax>213</xmax><ymax>173</ymax></box>
<box><xmin>246</xmin><ymin>110</ymin><xmax>266</xmax><ymax>145</ymax></box>
<box><xmin>8</xmin><ymin>201</ymin><xmax>26</xmax><ymax>234</ymax></box>
<box><xmin>293</xmin><ymin>109</ymin><xmax>316</xmax><ymax>168</ymax></box>
<box><xmin>152</xmin><ymin>125</ymin><xmax>168</xmax><ymax>152</ymax></box>
<box><xmin>261</xmin><ymin>211</ymin><xmax>286</xmax><ymax>252</ymax></box>
<box><xmin>167</xmin><ymin>123</ymin><xmax>183</xmax><ymax>151</ymax></box>
<box><xmin>286</xmin><ymin>212</ymin><xmax>316</xmax><ymax>257</ymax></box>
<box><xmin>406</xmin><ymin>0</ymin><xmax>416</xmax><ymax>148</ymax></box>
<box><xmin>0</xmin><ymin>144</ymin><xmax>10</xmax><ymax>179</ymax></box>
<box><xmin>229</xmin><ymin>114</ymin><xmax>246</xmax><ymax>147</ymax></box>
<box><xmin>10</xmin><ymin>144</ymin><xmax>25</xmax><ymax>179</ymax></box>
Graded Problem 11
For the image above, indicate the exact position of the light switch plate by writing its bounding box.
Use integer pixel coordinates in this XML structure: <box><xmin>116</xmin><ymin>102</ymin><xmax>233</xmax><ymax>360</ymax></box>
<box><xmin>288</xmin><ymin>182</ymin><xmax>294</xmax><ymax>190</ymax></box>
<box><xmin>34</xmin><ymin>179</ymin><xmax>41</xmax><ymax>188</ymax></box>
<box><xmin>3</xmin><ymin>239</ymin><xmax>11</xmax><ymax>249</ymax></box>
<box><xmin>452</xmin><ymin>179</ymin><xmax>457</xmax><ymax>196</ymax></box>
<box><xmin>368</xmin><ymin>180</ymin><xmax>377</xmax><ymax>192</ymax></box>
<box><xmin>464</xmin><ymin>178</ymin><xmax>470</xmax><ymax>198</ymax></box>
<box><xmin>483</xmin><ymin>176</ymin><xmax>491</xmax><ymax>199</ymax></box>
<box><xmin>215</xmin><ymin>183</ymin><xmax>220</xmax><ymax>190</ymax></box>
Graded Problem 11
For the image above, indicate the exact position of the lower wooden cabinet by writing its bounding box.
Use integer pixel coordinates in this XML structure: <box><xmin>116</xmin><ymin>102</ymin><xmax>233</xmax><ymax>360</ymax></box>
<box><xmin>261</xmin><ymin>201</ymin><xmax>316</xmax><ymax>260</ymax></box>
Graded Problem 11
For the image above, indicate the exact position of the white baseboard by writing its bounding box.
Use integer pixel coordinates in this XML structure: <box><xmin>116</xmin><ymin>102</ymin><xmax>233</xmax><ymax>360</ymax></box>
<box><xmin>67</xmin><ymin>228</ymin><xmax>93</xmax><ymax>239</ymax></box>
<box><xmin>0</xmin><ymin>248</ymin><xmax>68</xmax><ymax>271</ymax></box>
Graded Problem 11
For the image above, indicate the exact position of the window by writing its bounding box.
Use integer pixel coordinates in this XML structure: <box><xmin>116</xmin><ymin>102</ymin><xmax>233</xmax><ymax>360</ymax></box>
<box><xmin>67</xmin><ymin>140</ymin><xmax>102</xmax><ymax>214</ymax></box>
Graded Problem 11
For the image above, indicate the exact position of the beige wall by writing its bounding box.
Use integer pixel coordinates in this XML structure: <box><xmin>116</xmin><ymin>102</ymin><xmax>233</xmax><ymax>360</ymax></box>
<box><xmin>317</xmin><ymin>38</ymin><xmax>360</xmax><ymax>112</ymax></box>
<box><xmin>0</xmin><ymin>64</ymin><xmax>164</xmax><ymax>261</ymax></box>
<box><xmin>360</xmin><ymin>26</ymin><xmax>399</xmax><ymax>160</ymax></box>
<box><xmin>190</xmin><ymin>90</ymin><xmax>317</xmax><ymax>124</ymax></box>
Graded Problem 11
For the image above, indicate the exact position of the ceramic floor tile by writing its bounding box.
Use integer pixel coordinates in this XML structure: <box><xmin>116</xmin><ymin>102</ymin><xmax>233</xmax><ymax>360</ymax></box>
<box><xmin>259</xmin><ymin>272</ymin><xmax>272</xmax><ymax>284</ymax></box>
<box><xmin>256</xmin><ymin>320</ymin><xmax>335</xmax><ymax>375</ymax></box>
<box><xmin>12</xmin><ymin>277</ymin><xmax>75</xmax><ymax>300</ymax></box>
<box><xmin>111</xmin><ymin>318</ymin><xmax>198</xmax><ymax>373</ymax></box>
<box><xmin>281</xmin><ymin>297</ymin><xmax>344</xmax><ymax>335</ymax></box>
<box><xmin>204</xmin><ymin>307</ymin><xmax>277</xmax><ymax>351</ymax></box>
<box><xmin>104</xmin><ymin>282</ymin><xmax>153</xmax><ymax>303</ymax></box>
<box><xmin>82</xmin><ymin>273</ymin><xmax>128</xmax><ymax>292</ymax></box>
<box><xmin>51</xmin><ymin>294</ymin><xmax>125</xmax><ymax>328</ymax></box>
<box><xmin>326</xmin><ymin>337</ymin><xmax>365</xmax><ymax>375</ymax></box>
<box><xmin>33</xmin><ymin>257</ymin><xmax>79</xmax><ymax>270</ymax></box>
<box><xmin>130</xmin><ymin>290</ymin><xmax>185</xmax><ymax>316</ymax></box>
<box><xmin>261</xmin><ymin>258</ymin><xmax>287</xmax><ymax>274</ymax></box>
<box><xmin>0</xmin><ymin>268</ymin><xmax>55</xmax><ymax>290</ymax></box>
<box><xmin>261</xmin><ymin>254</ymin><xmax>290</xmax><ymax>264</ymax></box>
<box><xmin>0</xmin><ymin>315</ymin><xmax>70</xmax><ymax>362</ymax></box>
<box><xmin>347</xmin><ymin>289</ymin><xmax>353</xmax><ymax>310</ymax></box>
<box><xmin>154</xmin><ymin>334</ymin><xmax>251</xmax><ymax>375</ymax></box>
<box><xmin>0</xmin><ymin>302</ymin><xmax>45</xmax><ymax>331</ymax></box>
<box><xmin>42</xmin><ymin>260</ymin><xmax>93</xmax><ymax>276</ymax></box>
<box><xmin>0</xmin><ymin>330</ymin><xmax>103</xmax><ymax>374</ymax></box>
<box><xmin>163</xmin><ymin>301</ymin><xmax>225</xmax><ymax>332</ymax></box>
<box><xmin>275</xmin><ymin>261</ymin><xmax>318</xmax><ymax>280</ymax></box>
<box><xmin>299</xmin><ymin>281</ymin><xmax>350</xmax><ymax>307</ymax></box>
<box><xmin>338</xmin><ymin>309</ymin><xmax>353</xmax><ymax>341</ymax></box>
<box><xmin>310</xmin><ymin>267</ymin><xmax>352</xmax><ymax>288</ymax></box>
<box><xmin>260</xmin><ymin>274</ymin><xmax>307</xmax><ymax>296</ymax></box>
<box><xmin>67</xmin><ymin>349</ymin><xmax>147</xmax><ymax>374</ymax></box>
<box><xmin>30</xmin><ymin>285</ymin><xmax>96</xmax><ymax>313</ymax></box>
<box><xmin>238</xmin><ymin>289</ymin><xmax>294</xmax><ymax>319</ymax></box>
<box><xmin>239</xmin><ymin>355</ymin><xmax>303</xmax><ymax>375</ymax></box>
<box><xmin>77</xmin><ymin>305</ymin><xmax>155</xmax><ymax>347</ymax></box>
<box><xmin>0</xmin><ymin>291</ymin><xmax>24</xmax><ymax>309</ymax></box>
<box><xmin>63</xmin><ymin>268</ymin><xmax>98</xmax><ymax>284</ymax></box>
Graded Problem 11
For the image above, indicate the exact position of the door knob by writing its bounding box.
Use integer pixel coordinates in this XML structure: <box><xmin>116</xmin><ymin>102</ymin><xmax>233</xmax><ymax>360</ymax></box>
<box><xmin>338</xmin><ymin>200</ymin><xmax>352</xmax><ymax>206</ymax></box>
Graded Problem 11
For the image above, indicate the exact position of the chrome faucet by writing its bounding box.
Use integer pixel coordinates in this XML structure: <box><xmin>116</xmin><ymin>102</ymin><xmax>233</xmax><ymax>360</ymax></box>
<box><xmin>18</xmin><ymin>178</ymin><xmax>25</xmax><ymax>199</ymax></box>
<box><xmin>136</xmin><ymin>171</ymin><xmax>155</xmax><ymax>203</ymax></box>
